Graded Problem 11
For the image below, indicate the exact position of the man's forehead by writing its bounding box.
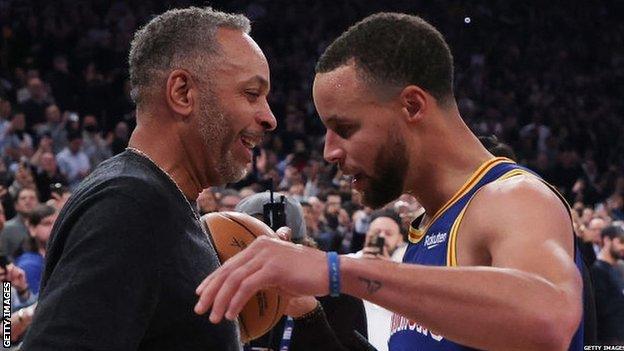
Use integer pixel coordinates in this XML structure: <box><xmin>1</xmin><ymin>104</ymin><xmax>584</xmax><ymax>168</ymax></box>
<box><xmin>216</xmin><ymin>28</ymin><xmax>269</xmax><ymax>80</ymax></box>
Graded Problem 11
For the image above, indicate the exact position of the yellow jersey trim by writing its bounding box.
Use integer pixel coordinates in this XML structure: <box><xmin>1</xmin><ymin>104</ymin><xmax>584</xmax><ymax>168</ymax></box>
<box><xmin>408</xmin><ymin>157</ymin><xmax>514</xmax><ymax>244</ymax></box>
<box><xmin>445</xmin><ymin>168</ymin><xmax>573</xmax><ymax>266</ymax></box>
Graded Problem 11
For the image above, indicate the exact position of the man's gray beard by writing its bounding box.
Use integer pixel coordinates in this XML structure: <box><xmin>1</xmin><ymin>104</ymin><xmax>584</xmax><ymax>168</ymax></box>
<box><xmin>198</xmin><ymin>96</ymin><xmax>248</xmax><ymax>185</ymax></box>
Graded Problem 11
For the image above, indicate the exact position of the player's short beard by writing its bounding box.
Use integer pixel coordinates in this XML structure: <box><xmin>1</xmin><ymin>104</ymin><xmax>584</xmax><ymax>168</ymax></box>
<box><xmin>197</xmin><ymin>93</ymin><xmax>248</xmax><ymax>184</ymax></box>
<box><xmin>361</xmin><ymin>131</ymin><xmax>408</xmax><ymax>209</ymax></box>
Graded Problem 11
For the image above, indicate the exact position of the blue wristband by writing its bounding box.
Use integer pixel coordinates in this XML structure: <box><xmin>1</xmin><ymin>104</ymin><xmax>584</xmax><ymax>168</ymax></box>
<box><xmin>327</xmin><ymin>251</ymin><xmax>340</xmax><ymax>297</ymax></box>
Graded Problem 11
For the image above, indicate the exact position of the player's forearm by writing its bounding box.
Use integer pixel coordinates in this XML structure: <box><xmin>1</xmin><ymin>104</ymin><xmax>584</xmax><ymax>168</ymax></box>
<box><xmin>340</xmin><ymin>257</ymin><xmax>581</xmax><ymax>351</ymax></box>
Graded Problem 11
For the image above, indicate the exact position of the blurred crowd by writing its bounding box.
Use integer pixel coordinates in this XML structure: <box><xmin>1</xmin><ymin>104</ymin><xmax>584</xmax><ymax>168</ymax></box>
<box><xmin>0</xmin><ymin>0</ymin><xmax>622</xmax><ymax>346</ymax></box>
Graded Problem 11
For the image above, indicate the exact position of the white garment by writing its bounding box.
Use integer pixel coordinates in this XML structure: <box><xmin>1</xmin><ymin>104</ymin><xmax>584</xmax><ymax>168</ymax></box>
<box><xmin>56</xmin><ymin>147</ymin><xmax>91</xmax><ymax>189</ymax></box>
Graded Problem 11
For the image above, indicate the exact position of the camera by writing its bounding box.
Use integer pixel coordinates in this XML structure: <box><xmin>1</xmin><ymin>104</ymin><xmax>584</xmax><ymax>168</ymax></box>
<box><xmin>262</xmin><ymin>188</ymin><xmax>286</xmax><ymax>232</ymax></box>
<box><xmin>366</xmin><ymin>233</ymin><xmax>385</xmax><ymax>255</ymax></box>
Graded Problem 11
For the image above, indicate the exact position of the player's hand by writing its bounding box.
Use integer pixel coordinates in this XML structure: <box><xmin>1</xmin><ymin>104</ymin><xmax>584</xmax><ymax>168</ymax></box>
<box><xmin>194</xmin><ymin>236</ymin><xmax>329</xmax><ymax>323</ymax></box>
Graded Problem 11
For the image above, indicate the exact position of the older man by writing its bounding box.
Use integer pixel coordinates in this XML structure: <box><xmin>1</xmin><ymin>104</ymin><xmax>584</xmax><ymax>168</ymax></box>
<box><xmin>22</xmin><ymin>7</ymin><xmax>275</xmax><ymax>350</ymax></box>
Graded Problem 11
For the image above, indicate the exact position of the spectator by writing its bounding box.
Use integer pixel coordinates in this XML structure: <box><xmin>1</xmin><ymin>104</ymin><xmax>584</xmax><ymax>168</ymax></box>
<box><xmin>0</xmin><ymin>188</ymin><xmax>39</xmax><ymax>258</ymax></box>
<box><xmin>33</xmin><ymin>151</ymin><xmax>67</xmax><ymax>203</ymax></box>
<box><xmin>109</xmin><ymin>121</ymin><xmax>130</xmax><ymax>155</ymax></box>
<box><xmin>606</xmin><ymin>194</ymin><xmax>624</xmax><ymax>221</ymax></box>
<box><xmin>2</xmin><ymin>112</ymin><xmax>34</xmax><ymax>161</ymax></box>
<box><xmin>15</xmin><ymin>204</ymin><xmax>57</xmax><ymax>295</ymax></box>
<box><xmin>35</xmin><ymin>104</ymin><xmax>68</xmax><ymax>153</ymax></box>
<box><xmin>317</xmin><ymin>191</ymin><xmax>350</xmax><ymax>252</ymax></box>
<box><xmin>0</xmin><ymin>98</ymin><xmax>12</xmax><ymax>148</ymax></box>
<box><xmin>81</xmin><ymin>114</ymin><xmax>112</xmax><ymax>168</ymax></box>
<box><xmin>582</xmin><ymin>217</ymin><xmax>608</xmax><ymax>266</ymax></box>
<box><xmin>301</xmin><ymin>201</ymin><xmax>321</xmax><ymax>241</ymax></box>
<box><xmin>45</xmin><ymin>55</ymin><xmax>76</xmax><ymax>111</ymax></box>
<box><xmin>8</xmin><ymin>162</ymin><xmax>37</xmax><ymax>200</ymax></box>
<box><xmin>0</xmin><ymin>263</ymin><xmax>36</xmax><ymax>313</ymax></box>
<box><xmin>18</xmin><ymin>77</ymin><xmax>51</xmax><ymax>131</ymax></box>
<box><xmin>349</xmin><ymin>212</ymin><xmax>407</xmax><ymax>351</ymax></box>
<box><xmin>56</xmin><ymin>131</ymin><xmax>90</xmax><ymax>190</ymax></box>
<box><xmin>591</xmin><ymin>225</ymin><xmax>624</xmax><ymax>344</ymax></box>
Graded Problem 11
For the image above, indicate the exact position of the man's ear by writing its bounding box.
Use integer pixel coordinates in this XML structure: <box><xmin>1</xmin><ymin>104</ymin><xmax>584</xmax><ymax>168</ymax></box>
<box><xmin>165</xmin><ymin>69</ymin><xmax>196</xmax><ymax>118</ymax></box>
<box><xmin>399</xmin><ymin>85</ymin><xmax>428</xmax><ymax>123</ymax></box>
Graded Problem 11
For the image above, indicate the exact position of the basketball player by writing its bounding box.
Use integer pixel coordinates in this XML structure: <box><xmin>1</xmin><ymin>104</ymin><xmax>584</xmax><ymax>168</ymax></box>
<box><xmin>22</xmin><ymin>7</ymin><xmax>275</xmax><ymax>350</ymax></box>
<box><xmin>196</xmin><ymin>13</ymin><xmax>584</xmax><ymax>350</ymax></box>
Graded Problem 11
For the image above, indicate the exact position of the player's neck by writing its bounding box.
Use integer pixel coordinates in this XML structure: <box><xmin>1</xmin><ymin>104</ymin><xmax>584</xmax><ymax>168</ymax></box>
<box><xmin>408</xmin><ymin>115</ymin><xmax>493</xmax><ymax>217</ymax></box>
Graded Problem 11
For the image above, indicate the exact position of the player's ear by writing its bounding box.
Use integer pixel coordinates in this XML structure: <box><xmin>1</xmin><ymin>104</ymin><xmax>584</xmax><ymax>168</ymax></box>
<box><xmin>399</xmin><ymin>85</ymin><xmax>427</xmax><ymax>124</ymax></box>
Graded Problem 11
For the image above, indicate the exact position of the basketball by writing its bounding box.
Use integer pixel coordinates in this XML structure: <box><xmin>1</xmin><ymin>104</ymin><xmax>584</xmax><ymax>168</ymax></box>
<box><xmin>202</xmin><ymin>212</ymin><xmax>286</xmax><ymax>342</ymax></box>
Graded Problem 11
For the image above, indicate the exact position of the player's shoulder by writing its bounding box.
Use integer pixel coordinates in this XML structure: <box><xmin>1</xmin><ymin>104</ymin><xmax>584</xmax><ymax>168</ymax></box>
<box><xmin>464</xmin><ymin>173</ymin><xmax>571</xmax><ymax>238</ymax></box>
<box><xmin>476</xmin><ymin>173</ymin><xmax>565</xmax><ymax>212</ymax></box>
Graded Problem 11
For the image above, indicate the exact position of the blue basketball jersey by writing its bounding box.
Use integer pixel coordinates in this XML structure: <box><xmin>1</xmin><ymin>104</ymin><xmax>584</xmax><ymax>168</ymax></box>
<box><xmin>388</xmin><ymin>157</ymin><xmax>584</xmax><ymax>351</ymax></box>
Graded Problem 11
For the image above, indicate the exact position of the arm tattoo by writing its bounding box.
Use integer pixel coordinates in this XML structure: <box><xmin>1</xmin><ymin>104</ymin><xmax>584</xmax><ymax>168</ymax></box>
<box><xmin>358</xmin><ymin>276</ymin><xmax>382</xmax><ymax>294</ymax></box>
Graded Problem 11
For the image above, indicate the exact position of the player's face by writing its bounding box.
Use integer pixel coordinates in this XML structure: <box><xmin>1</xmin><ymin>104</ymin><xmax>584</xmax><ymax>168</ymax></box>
<box><xmin>195</xmin><ymin>28</ymin><xmax>276</xmax><ymax>185</ymax></box>
<box><xmin>313</xmin><ymin>65</ymin><xmax>408</xmax><ymax>209</ymax></box>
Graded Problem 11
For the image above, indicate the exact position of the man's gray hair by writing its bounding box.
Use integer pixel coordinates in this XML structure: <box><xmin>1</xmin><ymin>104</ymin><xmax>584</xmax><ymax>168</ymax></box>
<box><xmin>128</xmin><ymin>7</ymin><xmax>250</xmax><ymax>104</ymax></box>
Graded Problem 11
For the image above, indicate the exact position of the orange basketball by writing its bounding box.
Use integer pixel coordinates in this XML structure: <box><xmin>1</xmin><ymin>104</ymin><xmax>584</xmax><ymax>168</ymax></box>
<box><xmin>202</xmin><ymin>211</ymin><xmax>286</xmax><ymax>342</ymax></box>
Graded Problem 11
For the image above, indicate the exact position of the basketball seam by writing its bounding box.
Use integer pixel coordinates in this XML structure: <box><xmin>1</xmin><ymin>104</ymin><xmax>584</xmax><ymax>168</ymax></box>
<box><xmin>226</xmin><ymin>214</ymin><xmax>260</xmax><ymax>239</ymax></box>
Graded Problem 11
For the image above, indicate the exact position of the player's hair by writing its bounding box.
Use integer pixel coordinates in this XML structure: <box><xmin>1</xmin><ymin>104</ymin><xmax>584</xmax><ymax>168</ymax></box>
<box><xmin>129</xmin><ymin>7</ymin><xmax>250</xmax><ymax>105</ymax></box>
<box><xmin>316</xmin><ymin>12</ymin><xmax>454</xmax><ymax>106</ymax></box>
